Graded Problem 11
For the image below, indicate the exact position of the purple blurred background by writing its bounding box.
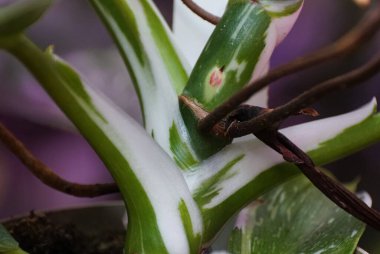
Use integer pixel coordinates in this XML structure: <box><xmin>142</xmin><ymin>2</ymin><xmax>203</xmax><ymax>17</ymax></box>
<box><xmin>0</xmin><ymin>0</ymin><xmax>379</xmax><ymax>251</ymax></box>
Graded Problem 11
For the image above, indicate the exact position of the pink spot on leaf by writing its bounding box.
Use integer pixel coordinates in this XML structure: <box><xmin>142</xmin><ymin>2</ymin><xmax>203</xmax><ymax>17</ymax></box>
<box><xmin>209</xmin><ymin>67</ymin><xmax>224</xmax><ymax>87</ymax></box>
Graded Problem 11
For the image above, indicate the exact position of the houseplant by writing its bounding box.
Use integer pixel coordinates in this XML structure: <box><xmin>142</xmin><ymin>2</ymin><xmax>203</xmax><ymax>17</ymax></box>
<box><xmin>0</xmin><ymin>0</ymin><xmax>380</xmax><ymax>253</ymax></box>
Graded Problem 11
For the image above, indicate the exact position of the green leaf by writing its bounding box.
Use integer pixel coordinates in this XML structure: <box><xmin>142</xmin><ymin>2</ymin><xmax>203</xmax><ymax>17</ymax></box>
<box><xmin>0</xmin><ymin>0</ymin><xmax>52</xmax><ymax>37</ymax></box>
<box><xmin>90</xmin><ymin>0</ymin><xmax>197</xmax><ymax>167</ymax></box>
<box><xmin>0</xmin><ymin>224</ymin><xmax>27</xmax><ymax>254</ymax></box>
<box><xmin>228</xmin><ymin>174</ymin><xmax>366</xmax><ymax>253</ymax></box>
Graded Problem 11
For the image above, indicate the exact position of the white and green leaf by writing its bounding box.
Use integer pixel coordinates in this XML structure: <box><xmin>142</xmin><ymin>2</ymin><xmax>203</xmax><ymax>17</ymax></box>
<box><xmin>173</xmin><ymin>0</ymin><xmax>264</xmax><ymax>108</ymax></box>
<box><xmin>90</xmin><ymin>0</ymin><xmax>198</xmax><ymax>169</ymax></box>
<box><xmin>178</xmin><ymin>0</ymin><xmax>303</xmax><ymax>110</ymax></box>
<box><xmin>228</xmin><ymin>174</ymin><xmax>367</xmax><ymax>253</ymax></box>
<box><xmin>2</xmin><ymin>35</ymin><xmax>202</xmax><ymax>254</ymax></box>
<box><xmin>179</xmin><ymin>0</ymin><xmax>304</xmax><ymax>159</ymax></box>
<box><xmin>188</xmin><ymin>99</ymin><xmax>380</xmax><ymax>242</ymax></box>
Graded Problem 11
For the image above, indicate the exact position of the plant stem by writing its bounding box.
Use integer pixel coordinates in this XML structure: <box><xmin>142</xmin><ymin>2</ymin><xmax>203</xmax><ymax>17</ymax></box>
<box><xmin>0</xmin><ymin>122</ymin><xmax>118</xmax><ymax>197</ymax></box>
<box><xmin>181</xmin><ymin>0</ymin><xmax>220</xmax><ymax>25</ymax></box>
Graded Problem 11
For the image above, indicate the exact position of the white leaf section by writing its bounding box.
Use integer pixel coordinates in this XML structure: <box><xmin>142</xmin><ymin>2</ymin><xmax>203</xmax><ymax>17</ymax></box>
<box><xmin>271</xmin><ymin>5</ymin><xmax>303</xmax><ymax>45</ymax></box>
<box><xmin>243</xmin><ymin>3</ymin><xmax>303</xmax><ymax>107</ymax></box>
<box><xmin>187</xmin><ymin>99</ymin><xmax>377</xmax><ymax>208</ymax></box>
<box><xmin>356</xmin><ymin>191</ymin><xmax>372</xmax><ymax>207</ymax></box>
<box><xmin>129</xmin><ymin>1</ymin><xmax>178</xmax><ymax>151</ymax></box>
<box><xmin>65</xmin><ymin>79</ymin><xmax>202</xmax><ymax>253</ymax></box>
<box><xmin>173</xmin><ymin>0</ymin><xmax>227</xmax><ymax>67</ymax></box>
<box><xmin>356</xmin><ymin>247</ymin><xmax>370</xmax><ymax>254</ymax></box>
<box><xmin>281</xmin><ymin>98</ymin><xmax>376</xmax><ymax>152</ymax></box>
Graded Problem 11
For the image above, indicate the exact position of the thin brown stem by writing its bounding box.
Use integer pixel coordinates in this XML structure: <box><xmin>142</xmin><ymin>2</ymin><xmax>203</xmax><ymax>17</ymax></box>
<box><xmin>181</xmin><ymin>0</ymin><xmax>220</xmax><ymax>25</ymax></box>
<box><xmin>198</xmin><ymin>3</ymin><xmax>380</xmax><ymax>132</ymax></box>
<box><xmin>227</xmin><ymin>104</ymin><xmax>380</xmax><ymax>230</ymax></box>
<box><xmin>226</xmin><ymin>52</ymin><xmax>380</xmax><ymax>138</ymax></box>
<box><xmin>0</xmin><ymin>122</ymin><xmax>119</xmax><ymax>197</ymax></box>
<box><xmin>274</xmin><ymin>132</ymin><xmax>380</xmax><ymax>231</ymax></box>
<box><xmin>298</xmin><ymin>162</ymin><xmax>380</xmax><ymax>230</ymax></box>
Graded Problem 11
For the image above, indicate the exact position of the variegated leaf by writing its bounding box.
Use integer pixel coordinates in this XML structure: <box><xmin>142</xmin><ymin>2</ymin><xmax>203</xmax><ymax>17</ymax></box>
<box><xmin>90</xmin><ymin>0</ymin><xmax>199</xmax><ymax>170</ymax></box>
<box><xmin>179</xmin><ymin>0</ymin><xmax>304</xmax><ymax>158</ymax></box>
<box><xmin>2</xmin><ymin>35</ymin><xmax>202</xmax><ymax>254</ymax></box>
<box><xmin>228</xmin><ymin>175</ymin><xmax>367</xmax><ymax>253</ymax></box>
<box><xmin>188</xmin><ymin>99</ymin><xmax>380</xmax><ymax>242</ymax></box>
<box><xmin>173</xmin><ymin>0</ymin><xmax>269</xmax><ymax>108</ymax></box>
<box><xmin>182</xmin><ymin>0</ymin><xmax>303</xmax><ymax>110</ymax></box>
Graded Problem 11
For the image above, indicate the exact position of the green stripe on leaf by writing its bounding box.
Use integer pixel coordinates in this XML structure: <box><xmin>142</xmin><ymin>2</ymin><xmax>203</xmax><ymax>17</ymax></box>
<box><xmin>179</xmin><ymin>200</ymin><xmax>202</xmax><ymax>254</ymax></box>
<box><xmin>170</xmin><ymin>122</ymin><xmax>198</xmax><ymax>170</ymax></box>
<box><xmin>194</xmin><ymin>155</ymin><xmax>244</xmax><ymax>208</ymax></box>
<box><xmin>139</xmin><ymin>0</ymin><xmax>189</xmax><ymax>95</ymax></box>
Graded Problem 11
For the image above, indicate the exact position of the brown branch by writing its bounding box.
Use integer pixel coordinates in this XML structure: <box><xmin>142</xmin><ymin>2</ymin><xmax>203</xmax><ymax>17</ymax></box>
<box><xmin>198</xmin><ymin>3</ymin><xmax>380</xmax><ymax>132</ymax></box>
<box><xmin>297</xmin><ymin>161</ymin><xmax>380</xmax><ymax>230</ymax></box>
<box><xmin>225</xmin><ymin>104</ymin><xmax>380</xmax><ymax>230</ymax></box>
<box><xmin>226</xmin><ymin>52</ymin><xmax>380</xmax><ymax>138</ymax></box>
<box><xmin>181</xmin><ymin>0</ymin><xmax>220</xmax><ymax>25</ymax></box>
<box><xmin>0</xmin><ymin>122</ymin><xmax>119</xmax><ymax>197</ymax></box>
<box><xmin>275</xmin><ymin>132</ymin><xmax>380</xmax><ymax>231</ymax></box>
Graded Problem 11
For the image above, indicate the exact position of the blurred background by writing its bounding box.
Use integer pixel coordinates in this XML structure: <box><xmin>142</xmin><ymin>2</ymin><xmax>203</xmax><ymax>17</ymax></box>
<box><xmin>0</xmin><ymin>0</ymin><xmax>379</xmax><ymax>252</ymax></box>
